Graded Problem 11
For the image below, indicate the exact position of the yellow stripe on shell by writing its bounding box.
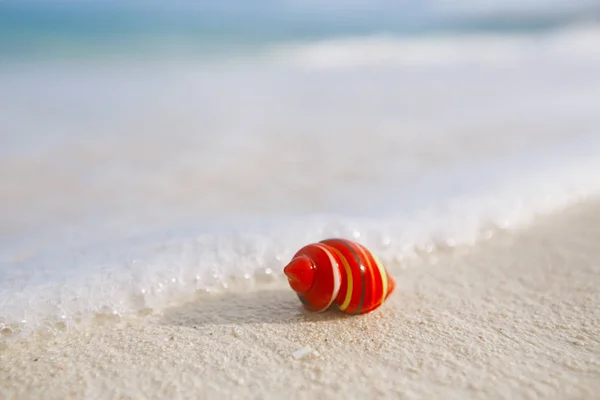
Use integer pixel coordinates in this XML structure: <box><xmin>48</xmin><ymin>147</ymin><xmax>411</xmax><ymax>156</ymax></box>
<box><xmin>330</xmin><ymin>247</ymin><xmax>353</xmax><ymax>311</ymax></box>
<box><xmin>372</xmin><ymin>254</ymin><xmax>388</xmax><ymax>306</ymax></box>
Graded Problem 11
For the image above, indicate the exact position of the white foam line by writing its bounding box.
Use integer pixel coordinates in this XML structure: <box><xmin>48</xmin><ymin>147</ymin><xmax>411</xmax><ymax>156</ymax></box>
<box><xmin>270</xmin><ymin>24</ymin><xmax>600</xmax><ymax>69</ymax></box>
<box><xmin>2</xmin><ymin>134</ymin><xmax>599</xmax><ymax>338</ymax></box>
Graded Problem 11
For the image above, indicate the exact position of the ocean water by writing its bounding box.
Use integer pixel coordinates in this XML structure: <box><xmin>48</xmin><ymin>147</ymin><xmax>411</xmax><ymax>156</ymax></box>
<box><xmin>2</xmin><ymin>2</ymin><xmax>600</xmax><ymax>337</ymax></box>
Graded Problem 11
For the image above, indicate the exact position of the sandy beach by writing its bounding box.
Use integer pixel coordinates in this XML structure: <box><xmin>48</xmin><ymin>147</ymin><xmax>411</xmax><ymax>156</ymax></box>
<box><xmin>3</xmin><ymin>3</ymin><xmax>600</xmax><ymax>399</ymax></box>
<box><xmin>1</xmin><ymin>200</ymin><xmax>598</xmax><ymax>400</ymax></box>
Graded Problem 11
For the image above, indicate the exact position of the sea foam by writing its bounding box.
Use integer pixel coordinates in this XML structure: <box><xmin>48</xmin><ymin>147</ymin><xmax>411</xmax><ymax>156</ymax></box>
<box><xmin>2</xmin><ymin>135</ymin><xmax>599</xmax><ymax>338</ymax></box>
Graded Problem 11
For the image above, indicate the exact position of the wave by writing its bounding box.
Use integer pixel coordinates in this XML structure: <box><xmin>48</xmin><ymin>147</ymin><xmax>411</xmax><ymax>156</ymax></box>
<box><xmin>1</xmin><ymin>135</ymin><xmax>599</xmax><ymax>338</ymax></box>
<box><xmin>269</xmin><ymin>24</ymin><xmax>600</xmax><ymax>69</ymax></box>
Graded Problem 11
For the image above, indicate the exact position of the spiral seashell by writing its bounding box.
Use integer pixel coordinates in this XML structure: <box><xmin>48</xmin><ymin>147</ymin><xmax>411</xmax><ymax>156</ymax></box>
<box><xmin>283</xmin><ymin>238</ymin><xmax>395</xmax><ymax>315</ymax></box>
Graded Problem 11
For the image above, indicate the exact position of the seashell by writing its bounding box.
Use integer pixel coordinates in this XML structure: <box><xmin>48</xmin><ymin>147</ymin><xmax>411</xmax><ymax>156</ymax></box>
<box><xmin>283</xmin><ymin>238</ymin><xmax>395</xmax><ymax>315</ymax></box>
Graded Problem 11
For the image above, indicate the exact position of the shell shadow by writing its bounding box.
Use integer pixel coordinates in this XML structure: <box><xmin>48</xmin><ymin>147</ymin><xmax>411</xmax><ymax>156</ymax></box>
<box><xmin>161</xmin><ymin>288</ymin><xmax>349</xmax><ymax>327</ymax></box>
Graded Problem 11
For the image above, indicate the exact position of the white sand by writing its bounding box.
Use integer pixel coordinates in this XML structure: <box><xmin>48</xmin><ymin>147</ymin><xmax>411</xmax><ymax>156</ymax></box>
<box><xmin>1</xmin><ymin>201</ymin><xmax>599</xmax><ymax>400</ymax></box>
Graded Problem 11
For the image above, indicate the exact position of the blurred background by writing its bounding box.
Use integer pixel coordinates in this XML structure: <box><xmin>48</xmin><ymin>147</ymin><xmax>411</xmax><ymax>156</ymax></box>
<box><xmin>2</xmin><ymin>0</ymin><xmax>599</xmax><ymax>232</ymax></box>
<box><xmin>2</xmin><ymin>0</ymin><xmax>600</xmax><ymax>328</ymax></box>
<box><xmin>2</xmin><ymin>0</ymin><xmax>600</xmax><ymax>250</ymax></box>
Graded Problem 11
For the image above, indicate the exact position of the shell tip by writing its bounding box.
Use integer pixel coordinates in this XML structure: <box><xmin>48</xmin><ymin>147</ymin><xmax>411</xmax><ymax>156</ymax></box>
<box><xmin>284</xmin><ymin>256</ymin><xmax>315</xmax><ymax>294</ymax></box>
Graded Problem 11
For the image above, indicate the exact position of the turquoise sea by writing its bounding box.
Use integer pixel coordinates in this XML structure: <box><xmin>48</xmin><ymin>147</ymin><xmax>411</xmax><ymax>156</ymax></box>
<box><xmin>2</xmin><ymin>1</ymin><xmax>598</xmax><ymax>58</ymax></box>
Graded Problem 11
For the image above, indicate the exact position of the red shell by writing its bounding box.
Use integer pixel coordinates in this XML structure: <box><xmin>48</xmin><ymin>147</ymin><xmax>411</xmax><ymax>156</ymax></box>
<box><xmin>283</xmin><ymin>238</ymin><xmax>395</xmax><ymax>315</ymax></box>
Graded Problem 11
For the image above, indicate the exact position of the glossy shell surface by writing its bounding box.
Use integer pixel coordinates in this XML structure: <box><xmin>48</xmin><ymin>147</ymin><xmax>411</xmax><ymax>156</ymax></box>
<box><xmin>284</xmin><ymin>238</ymin><xmax>395</xmax><ymax>315</ymax></box>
